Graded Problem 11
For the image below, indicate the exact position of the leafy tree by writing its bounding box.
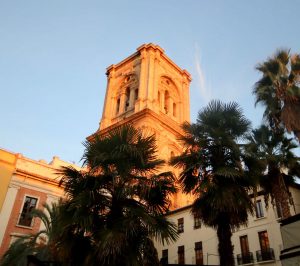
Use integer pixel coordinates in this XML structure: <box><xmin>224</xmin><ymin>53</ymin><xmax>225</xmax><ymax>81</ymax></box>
<box><xmin>171</xmin><ymin>100</ymin><xmax>254</xmax><ymax>266</ymax></box>
<box><xmin>59</xmin><ymin>125</ymin><xmax>177</xmax><ymax>266</ymax></box>
<box><xmin>253</xmin><ymin>49</ymin><xmax>300</xmax><ymax>141</ymax></box>
<box><xmin>245</xmin><ymin>125</ymin><xmax>300</xmax><ymax>218</ymax></box>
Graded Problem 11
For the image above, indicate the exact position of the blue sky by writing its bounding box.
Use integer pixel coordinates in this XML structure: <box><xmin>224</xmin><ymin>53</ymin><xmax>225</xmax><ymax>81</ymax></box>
<box><xmin>0</xmin><ymin>0</ymin><xmax>299</xmax><ymax>164</ymax></box>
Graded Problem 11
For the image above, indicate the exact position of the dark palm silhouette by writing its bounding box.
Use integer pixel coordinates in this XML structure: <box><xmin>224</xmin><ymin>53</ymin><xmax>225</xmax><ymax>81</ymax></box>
<box><xmin>171</xmin><ymin>100</ymin><xmax>254</xmax><ymax>266</ymax></box>
<box><xmin>253</xmin><ymin>49</ymin><xmax>300</xmax><ymax>141</ymax></box>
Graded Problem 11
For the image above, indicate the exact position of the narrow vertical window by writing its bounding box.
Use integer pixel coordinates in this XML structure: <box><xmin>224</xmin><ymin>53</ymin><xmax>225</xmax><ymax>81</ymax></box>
<box><xmin>257</xmin><ymin>230</ymin><xmax>274</xmax><ymax>261</ymax></box>
<box><xmin>18</xmin><ymin>196</ymin><xmax>38</xmax><ymax>227</ymax></box>
<box><xmin>135</xmin><ymin>88</ymin><xmax>138</xmax><ymax>100</ymax></box>
<box><xmin>125</xmin><ymin>87</ymin><xmax>130</xmax><ymax>111</ymax></box>
<box><xmin>239</xmin><ymin>235</ymin><xmax>252</xmax><ymax>264</ymax></box>
<box><xmin>195</xmin><ymin>242</ymin><xmax>203</xmax><ymax>265</ymax></box>
<box><xmin>194</xmin><ymin>213</ymin><xmax>201</xmax><ymax>229</ymax></box>
<box><xmin>116</xmin><ymin>98</ymin><xmax>120</xmax><ymax>115</ymax></box>
<box><xmin>255</xmin><ymin>199</ymin><xmax>264</xmax><ymax>218</ymax></box>
<box><xmin>164</xmin><ymin>91</ymin><xmax>169</xmax><ymax>114</ymax></box>
<box><xmin>258</xmin><ymin>231</ymin><xmax>270</xmax><ymax>252</ymax></box>
<box><xmin>170</xmin><ymin>151</ymin><xmax>175</xmax><ymax>159</ymax></box>
<box><xmin>178</xmin><ymin>245</ymin><xmax>185</xmax><ymax>265</ymax></box>
<box><xmin>178</xmin><ymin>218</ymin><xmax>184</xmax><ymax>233</ymax></box>
<box><xmin>173</xmin><ymin>102</ymin><xmax>176</xmax><ymax>117</ymax></box>
<box><xmin>161</xmin><ymin>249</ymin><xmax>168</xmax><ymax>265</ymax></box>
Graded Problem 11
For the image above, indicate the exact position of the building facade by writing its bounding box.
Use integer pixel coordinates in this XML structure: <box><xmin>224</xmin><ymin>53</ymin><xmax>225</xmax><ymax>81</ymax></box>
<box><xmin>88</xmin><ymin>44</ymin><xmax>300</xmax><ymax>265</ymax></box>
<box><xmin>154</xmin><ymin>189</ymin><xmax>300</xmax><ymax>266</ymax></box>
<box><xmin>0</xmin><ymin>149</ymin><xmax>17</xmax><ymax>212</ymax></box>
<box><xmin>87</xmin><ymin>43</ymin><xmax>194</xmax><ymax>209</ymax></box>
<box><xmin>1</xmin><ymin>44</ymin><xmax>299</xmax><ymax>265</ymax></box>
<box><xmin>0</xmin><ymin>149</ymin><xmax>79</xmax><ymax>257</ymax></box>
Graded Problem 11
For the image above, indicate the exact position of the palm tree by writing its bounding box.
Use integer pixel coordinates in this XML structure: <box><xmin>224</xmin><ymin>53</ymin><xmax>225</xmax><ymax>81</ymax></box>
<box><xmin>245</xmin><ymin>125</ymin><xmax>300</xmax><ymax>219</ymax></box>
<box><xmin>171</xmin><ymin>100</ymin><xmax>254</xmax><ymax>266</ymax></box>
<box><xmin>1</xmin><ymin>202</ymin><xmax>63</xmax><ymax>266</ymax></box>
<box><xmin>59</xmin><ymin>125</ymin><xmax>178</xmax><ymax>266</ymax></box>
<box><xmin>253</xmin><ymin>49</ymin><xmax>300</xmax><ymax>141</ymax></box>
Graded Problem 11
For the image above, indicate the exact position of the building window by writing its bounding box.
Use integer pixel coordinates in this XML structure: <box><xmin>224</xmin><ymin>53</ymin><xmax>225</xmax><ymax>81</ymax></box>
<box><xmin>258</xmin><ymin>231</ymin><xmax>270</xmax><ymax>252</ymax></box>
<box><xmin>116</xmin><ymin>98</ymin><xmax>120</xmax><ymax>115</ymax></box>
<box><xmin>195</xmin><ymin>242</ymin><xmax>203</xmax><ymax>265</ymax></box>
<box><xmin>125</xmin><ymin>87</ymin><xmax>130</xmax><ymax>111</ymax></box>
<box><xmin>275</xmin><ymin>201</ymin><xmax>283</xmax><ymax>219</ymax></box>
<box><xmin>164</xmin><ymin>91</ymin><xmax>169</xmax><ymax>114</ymax></box>
<box><xmin>135</xmin><ymin>88</ymin><xmax>138</xmax><ymax>100</ymax></box>
<box><xmin>178</xmin><ymin>245</ymin><xmax>185</xmax><ymax>265</ymax></box>
<box><xmin>240</xmin><ymin>235</ymin><xmax>249</xmax><ymax>255</ymax></box>
<box><xmin>18</xmin><ymin>196</ymin><xmax>38</xmax><ymax>227</ymax></box>
<box><xmin>255</xmin><ymin>199</ymin><xmax>264</xmax><ymax>218</ymax></box>
<box><xmin>257</xmin><ymin>230</ymin><xmax>274</xmax><ymax>261</ymax></box>
<box><xmin>194</xmin><ymin>213</ymin><xmax>201</xmax><ymax>229</ymax></box>
<box><xmin>238</xmin><ymin>235</ymin><xmax>254</xmax><ymax>264</ymax></box>
<box><xmin>170</xmin><ymin>151</ymin><xmax>175</xmax><ymax>159</ymax></box>
<box><xmin>161</xmin><ymin>249</ymin><xmax>168</xmax><ymax>265</ymax></box>
<box><xmin>178</xmin><ymin>218</ymin><xmax>184</xmax><ymax>233</ymax></box>
<box><xmin>173</xmin><ymin>102</ymin><xmax>176</xmax><ymax>117</ymax></box>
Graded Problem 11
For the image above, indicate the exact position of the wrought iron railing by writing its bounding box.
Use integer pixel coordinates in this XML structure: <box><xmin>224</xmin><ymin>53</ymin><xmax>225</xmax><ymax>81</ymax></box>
<box><xmin>237</xmin><ymin>252</ymin><xmax>254</xmax><ymax>265</ymax></box>
<box><xmin>256</xmin><ymin>248</ymin><xmax>275</xmax><ymax>262</ymax></box>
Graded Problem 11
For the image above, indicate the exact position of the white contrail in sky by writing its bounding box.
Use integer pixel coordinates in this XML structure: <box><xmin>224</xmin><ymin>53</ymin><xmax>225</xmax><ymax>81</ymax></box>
<box><xmin>194</xmin><ymin>43</ymin><xmax>212</xmax><ymax>103</ymax></box>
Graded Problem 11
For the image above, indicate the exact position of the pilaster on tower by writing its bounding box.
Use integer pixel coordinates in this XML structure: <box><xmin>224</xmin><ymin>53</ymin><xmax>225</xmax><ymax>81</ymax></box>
<box><xmin>87</xmin><ymin>44</ymin><xmax>193</xmax><ymax>209</ymax></box>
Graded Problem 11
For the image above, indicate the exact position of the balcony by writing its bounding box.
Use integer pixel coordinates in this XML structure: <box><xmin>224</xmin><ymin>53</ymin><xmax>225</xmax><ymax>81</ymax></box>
<box><xmin>256</xmin><ymin>248</ymin><xmax>275</xmax><ymax>262</ymax></box>
<box><xmin>237</xmin><ymin>252</ymin><xmax>254</xmax><ymax>265</ymax></box>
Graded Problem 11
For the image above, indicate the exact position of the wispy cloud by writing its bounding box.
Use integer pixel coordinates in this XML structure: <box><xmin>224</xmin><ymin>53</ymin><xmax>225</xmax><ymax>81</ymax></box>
<box><xmin>194</xmin><ymin>43</ymin><xmax>212</xmax><ymax>103</ymax></box>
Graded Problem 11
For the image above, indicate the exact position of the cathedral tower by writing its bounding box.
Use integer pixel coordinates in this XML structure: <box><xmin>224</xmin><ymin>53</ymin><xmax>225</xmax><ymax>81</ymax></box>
<box><xmin>87</xmin><ymin>43</ymin><xmax>192</xmax><ymax>209</ymax></box>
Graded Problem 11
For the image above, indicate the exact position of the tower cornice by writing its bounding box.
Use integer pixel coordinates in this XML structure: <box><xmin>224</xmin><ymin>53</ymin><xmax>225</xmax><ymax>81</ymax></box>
<box><xmin>87</xmin><ymin>108</ymin><xmax>186</xmax><ymax>142</ymax></box>
<box><xmin>106</xmin><ymin>43</ymin><xmax>191</xmax><ymax>81</ymax></box>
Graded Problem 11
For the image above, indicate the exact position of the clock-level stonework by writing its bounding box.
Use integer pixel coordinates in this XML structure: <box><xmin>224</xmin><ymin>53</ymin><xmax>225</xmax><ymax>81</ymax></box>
<box><xmin>87</xmin><ymin>43</ymin><xmax>193</xmax><ymax>209</ymax></box>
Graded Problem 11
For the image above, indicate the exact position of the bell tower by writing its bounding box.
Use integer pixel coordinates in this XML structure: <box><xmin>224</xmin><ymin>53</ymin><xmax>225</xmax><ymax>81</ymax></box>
<box><xmin>87</xmin><ymin>43</ymin><xmax>193</xmax><ymax>209</ymax></box>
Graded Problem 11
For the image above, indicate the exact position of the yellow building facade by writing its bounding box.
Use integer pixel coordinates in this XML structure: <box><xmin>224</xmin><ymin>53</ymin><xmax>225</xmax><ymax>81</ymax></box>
<box><xmin>0</xmin><ymin>149</ymin><xmax>17</xmax><ymax>212</ymax></box>
<box><xmin>0</xmin><ymin>149</ymin><xmax>79</xmax><ymax>257</ymax></box>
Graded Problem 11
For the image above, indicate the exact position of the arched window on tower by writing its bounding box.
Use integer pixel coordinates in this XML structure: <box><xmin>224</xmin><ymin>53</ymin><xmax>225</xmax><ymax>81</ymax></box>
<box><xmin>173</xmin><ymin>102</ymin><xmax>177</xmax><ymax>117</ymax></box>
<box><xmin>170</xmin><ymin>151</ymin><xmax>175</xmax><ymax>159</ymax></box>
<box><xmin>116</xmin><ymin>98</ymin><xmax>120</xmax><ymax>115</ymax></box>
<box><xmin>125</xmin><ymin>87</ymin><xmax>130</xmax><ymax>111</ymax></box>
<box><xmin>164</xmin><ymin>91</ymin><xmax>169</xmax><ymax>114</ymax></box>
<box><xmin>158</xmin><ymin>91</ymin><xmax>161</xmax><ymax>109</ymax></box>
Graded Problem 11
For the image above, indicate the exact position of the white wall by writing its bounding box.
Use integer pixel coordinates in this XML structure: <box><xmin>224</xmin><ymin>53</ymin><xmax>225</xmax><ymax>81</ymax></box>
<box><xmin>154</xmin><ymin>192</ymin><xmax>300</xmax><ymax>265</ymax></box>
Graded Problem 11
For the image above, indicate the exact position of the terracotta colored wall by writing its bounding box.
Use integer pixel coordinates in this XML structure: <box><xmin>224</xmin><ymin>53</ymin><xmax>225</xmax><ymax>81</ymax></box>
<box><xmin>0</xmin><ymin>186</ymin><xmax>47</xmax><ymax>257</ymax></box>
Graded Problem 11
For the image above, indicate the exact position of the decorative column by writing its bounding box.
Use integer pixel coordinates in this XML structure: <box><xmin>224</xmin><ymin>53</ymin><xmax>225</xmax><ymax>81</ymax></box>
<box><xmin>137</xmin><ymin>49</ymin><xmax>148</xmax><ymax>111</ymax></box>
<box><xmin>100</xmin><ymin>66</ymin><xmax>115</xmax><ymax>130</ymax></box>
<box><xmin>147</xmin><ymin>50</ymin><xmax>155</xmax><ymax>107</ymax></box>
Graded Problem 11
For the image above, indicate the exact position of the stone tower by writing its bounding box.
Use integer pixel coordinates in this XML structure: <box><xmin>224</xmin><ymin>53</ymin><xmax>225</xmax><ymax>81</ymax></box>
<box><xmin>87</xmin><ymin>43</ymin><xmax>193</xmax><ymax>209</ymax></box>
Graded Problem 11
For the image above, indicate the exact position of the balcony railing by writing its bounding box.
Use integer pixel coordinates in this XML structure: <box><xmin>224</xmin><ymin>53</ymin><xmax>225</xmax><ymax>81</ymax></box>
<box><xmin>17</xmin><ymin>213</ymin><xmax>35</xmax><ymax>228</ymax></box>
<box><xmin>256</xmin><ymin>248</ymin><xmax>275</xmax><ymax>262</ymax></box>
<box><xmin>237</xmin><ymin>252</ymin><xmax>254</xmax><ymax>265</ymax></box>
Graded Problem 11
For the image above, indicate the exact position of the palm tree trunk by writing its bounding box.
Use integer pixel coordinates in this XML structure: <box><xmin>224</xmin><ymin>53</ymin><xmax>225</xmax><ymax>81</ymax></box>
<box><xmin>217</xmin><ymin>215</ymin><xmax>235</xmax><ymax>266</ymax></box>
